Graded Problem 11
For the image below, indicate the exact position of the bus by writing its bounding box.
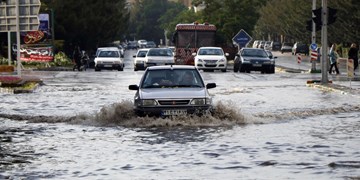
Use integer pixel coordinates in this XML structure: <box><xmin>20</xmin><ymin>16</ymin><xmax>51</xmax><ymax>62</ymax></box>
<box><xmin>172</xmin><ymin>22</ymin><xmax>217</xmax><ymax>65</ymax></box>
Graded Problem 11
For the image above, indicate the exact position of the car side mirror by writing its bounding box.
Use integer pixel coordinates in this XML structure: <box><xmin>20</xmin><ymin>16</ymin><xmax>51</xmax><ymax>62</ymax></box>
<box><xmin>192</xmin><ymin>52</ymin><xmax>197</xmax><ymax>56</ymax></box>
<box><xmin>274</xmin><ymin>56</ymin><xmax>278</xmax><ymax>59</ymax></box>
<box><xmin>133</xmin><ymin>55</ymin><xmax>136</xmax><ymax>58</ymax></box>
<box><xmin>128</xmin><ymin>85</ymin><xmax>139</xmax><ymax>90</ymax></box>
<box><xmin>206</xmin><ymin>83</ymin><xmax>216</xmax><ymax>89</ymax></box>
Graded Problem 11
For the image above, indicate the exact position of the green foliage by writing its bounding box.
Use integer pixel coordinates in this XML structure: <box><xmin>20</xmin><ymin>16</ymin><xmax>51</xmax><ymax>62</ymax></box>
<box><xmin>46</xmin><ymin>0</ymin><xmax>129</xmax><ymax>52</ymax></box>
<box><xmin>253</xmin><ymin>0</ymin><xmax>360</xmax><ymax>44</ymax></box>
<box><xmin>52</xmin><ymin>51</ymin><xmax>73</xmax><ymax>66</ymax></box>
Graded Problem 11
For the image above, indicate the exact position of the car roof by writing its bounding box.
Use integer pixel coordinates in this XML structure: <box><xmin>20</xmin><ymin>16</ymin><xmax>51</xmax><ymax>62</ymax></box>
<box><xmin>198</xmin><ymin>46</ymin><xmax>222</xmax><ymax>49</ymax></box>
<box><xmin>137</xmin><ymin>48</ymin><xmax>150</xmax><ymax>51</ymax></box>
<box><xmin>147</xmin><ymin>65</ymin><xmax>197</xmax><ymax>70</ymax></box>
<box><xmin>242</xmin><ymin>48</ymin><xmax>265</xmax><ymax>50</ymax></box>
<box><xmin>97</xmin><ymin>47</ymin><xmax>119</xmax><ymax>51</ymax></box>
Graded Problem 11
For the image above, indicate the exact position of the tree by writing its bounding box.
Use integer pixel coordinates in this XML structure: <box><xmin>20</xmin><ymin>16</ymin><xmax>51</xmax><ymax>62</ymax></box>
<box><xmin>47</xmin><ymin>0</ymin><xmax>129</xmax><ymax>54</ymax></box>
<box><xmin>128</xmin><ymin>0</ymin><xmax>171</xmax><ymax>45</ymax></box>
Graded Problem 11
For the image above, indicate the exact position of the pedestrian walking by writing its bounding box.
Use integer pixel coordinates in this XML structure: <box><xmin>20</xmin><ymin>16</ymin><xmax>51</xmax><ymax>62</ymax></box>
<box><xmin>329</xmin><ymin>43</ymin><xmax>339</xmax><ymax>74</ymax></box>
<box><xmin>348</xmin><ymin>43</ymin><xmax>359</xmax><ymax>75</ymax></box>
<box><xmin>73</xmin><ymin>45</ymin><xmax>82</xmax><ymax>71</ymax></box>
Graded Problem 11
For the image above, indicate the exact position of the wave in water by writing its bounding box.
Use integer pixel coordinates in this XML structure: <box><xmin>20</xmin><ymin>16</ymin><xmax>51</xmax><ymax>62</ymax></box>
<box><xmin>1</xmin><ymin>101</ymin><xmax>360</xmax><ymax>128</ymax></box>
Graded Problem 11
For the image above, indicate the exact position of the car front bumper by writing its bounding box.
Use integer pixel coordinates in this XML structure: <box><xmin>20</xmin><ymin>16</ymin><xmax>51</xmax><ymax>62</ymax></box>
<box><xmin>134</xmin><ymin>105</ymin><xmax>213</xmax><ymax>117</ymax></box>
<box><xmin>96</xmin><ymin>64</ymin><xmax>123</xmax><ymax>69</ymax></box>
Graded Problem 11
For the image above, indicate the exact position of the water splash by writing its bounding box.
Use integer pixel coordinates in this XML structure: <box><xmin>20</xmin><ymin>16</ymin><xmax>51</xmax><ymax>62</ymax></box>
<box><xmin>2</xmin><ymin>101</ymin><xmax>360</xmax><ymax>128</ymax></box>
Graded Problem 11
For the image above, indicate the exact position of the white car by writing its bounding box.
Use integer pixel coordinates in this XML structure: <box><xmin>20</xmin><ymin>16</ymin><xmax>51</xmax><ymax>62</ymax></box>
<box><xmin>128</xmin><ymin>65</ymin><xmax>216</xmax><ymax>117</ymax></box>
<box><xmin>137</xmin><ymin>39</ymin><xmax>147</xmax><ymax>48</ymax></box>
<box><xmin>144</xmin><ymin>48</ymin><xmax>175</xmax><ymax>68</ymax></box>
<box><xmin>94</xmin><ymin>47</ymin><xmax>124</xmax><ymax>71</ymax></box>
<box><xmin>193</xmin><ymin>47</ymin><xmax>228</xmax><ymax>72</ymax></box>
<box><xmin>133</xmin><ymin>48</ymin><xmax>149</xmax><ymax>71</ymax></box>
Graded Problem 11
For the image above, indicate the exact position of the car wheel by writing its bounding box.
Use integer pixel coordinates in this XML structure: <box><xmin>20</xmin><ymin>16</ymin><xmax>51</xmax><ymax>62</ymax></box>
<box><xmin>221</xmin><ymin>68</ymin><xmax>227</xmax><ymax>72</ymax></box>
<box><xmin>95</xmin><ymin>67</ymin><xmax>101</xmax><ymax>71</ymax></box>
<box><xmin>239</xmin><ymin>62</ymin><xmax>246</xmax><ymax>73</ymax></box>
<box><xmin>233</xmin><ymin>62</ymin><xmax>239</xmax><ymax>72</ymax></box>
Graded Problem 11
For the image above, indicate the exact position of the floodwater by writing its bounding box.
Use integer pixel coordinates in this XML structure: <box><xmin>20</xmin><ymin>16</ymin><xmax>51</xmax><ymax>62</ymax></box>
<box><xmin>1</xmin><ymin>68</ymin><xmax>360</xmax><ymax>179</ymax></box>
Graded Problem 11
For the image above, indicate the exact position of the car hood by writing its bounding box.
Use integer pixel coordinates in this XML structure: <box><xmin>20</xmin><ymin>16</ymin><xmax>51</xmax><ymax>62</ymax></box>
<box><xmin>146</xmin><ymin>56</ymin><xmax>173</xmax><ymax>60</ymax></box>
<box><xmin>95</xmin><ymin>57</ymin><xmax>122</xmax><ymax>62</ymax></box>
<box><xmin>139</xmin><ymin>88</ymin><xmax>208</xmax><ymax>99</ymax></box>
<box><xmin>196</xmin><ymin>55</ymin><xmax>225</xmax><ymax>60</ymax></box>
<box><xmin>242</xmin><ymin>56</ymin><xmax>270</xmax><ymax>61</ymax></box>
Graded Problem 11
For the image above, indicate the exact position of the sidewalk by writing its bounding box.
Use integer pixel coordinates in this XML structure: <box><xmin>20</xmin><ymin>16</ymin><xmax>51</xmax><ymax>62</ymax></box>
<box><xmin>274</xmin><ymin>53</ymin><xmax>360</xmax><ymax>95</ymax></box>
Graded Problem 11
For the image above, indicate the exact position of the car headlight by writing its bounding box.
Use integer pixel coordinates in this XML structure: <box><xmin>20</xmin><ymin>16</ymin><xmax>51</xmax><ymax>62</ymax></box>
<box><xmin>96</xmin><ymin>61</ymin><xmax>102</xmax><ymax>64</ymax></box>
<box><xmin>142</xmin><ymin>99</ymin><xmax>157</xmax><ymax>106</ymax></box>
<box><xmin>197</xmin><ymin>59</ymin><xmax>203</xmax><ymax>63</ymax></box>
<box><xmin>190</xmin><ymin>98</ymin><xmax>212</xmax><ymax>105</ymax></box>
<box><xmin>242</xmin><ymin>58</ymin><xmax>250</xmax><ymax>63</ymax></box>
<box><xmin>114</xmin><ymin>61</ymin><xmax>121</xmax><ymax>64</ymax></box>
<box><xmin>219</xmin><ymin>58</ymin><xmax>226</xmax><ymax>62</ymax></box>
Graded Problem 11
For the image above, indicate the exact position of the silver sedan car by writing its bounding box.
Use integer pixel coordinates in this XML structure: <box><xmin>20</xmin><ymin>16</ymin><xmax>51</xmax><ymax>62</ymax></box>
<box><xmin>128</xmin><ymin>65</ymin><xmax>216</xmax><ymax>117</ymax></box>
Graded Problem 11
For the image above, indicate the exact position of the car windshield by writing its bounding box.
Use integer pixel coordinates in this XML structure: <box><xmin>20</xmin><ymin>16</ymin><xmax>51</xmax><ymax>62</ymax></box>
<box><xmin>198</xmin><ymin>48</ymin><xmax>223</xmax><ymax>55</ymax></box>
<box><xmin>141</xmin><ymin>69</ymin><xmax>204</xmax><ymax>88</ymax></box>
<box><xmin>241</xmin><ymin>49</ymin><xmax>268</xmax><ymax>57</ymax></box>
<box><xmin>137</xmin><ymin>50</ymin><xmax>148</xmax><ymax>57</ymax></box>
<box><xmin>98</xmin><ymin>50</ymin><xmax>119</xmax><ymax>57</ymax></box>
<box><xmin>147</xmin><ymin>49</ymin><xmax>173</xmax><ymax>57</ymax></box>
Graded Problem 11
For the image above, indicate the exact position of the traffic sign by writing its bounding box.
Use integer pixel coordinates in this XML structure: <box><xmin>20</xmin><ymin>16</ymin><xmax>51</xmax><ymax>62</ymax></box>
<box><xmin>232</xmin><ymin>29</ymin><xmax>252</xmax><ymax>48</ymax></box>
<box><xmin>310</xmin><ymin>43</ymin><xmax>317</xmax><ymax>50</ymax></box>
<box><xmin>0</xmin><ymin>0</ymin><xmax>41</xmax><ymax>32</ymax></box>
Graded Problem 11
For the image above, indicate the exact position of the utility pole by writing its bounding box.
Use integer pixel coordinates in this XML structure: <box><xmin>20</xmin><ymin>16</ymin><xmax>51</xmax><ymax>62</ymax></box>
<box><xmin>311</xmin><ymin>0</ymin><xmax>317</xmax><ymax>71</ymax></box>
<box><xmin>321</xmin><ymin>0</ymin><xmax>328</xmax><ymax>84</ymax></box>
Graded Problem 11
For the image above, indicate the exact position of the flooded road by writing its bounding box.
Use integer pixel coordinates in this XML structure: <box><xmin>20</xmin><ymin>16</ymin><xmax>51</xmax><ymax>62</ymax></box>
<box><xmin>1</xmin><ymin>51</ymin><xmax>360</xmax><ymax>179</ymax></box>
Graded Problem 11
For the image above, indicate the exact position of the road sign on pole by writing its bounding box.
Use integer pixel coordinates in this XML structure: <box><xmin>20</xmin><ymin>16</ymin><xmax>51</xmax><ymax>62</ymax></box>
<box><xmin>232</xmin><ymin>29</ymin><xmax>252</xmax><ymax>49</ymax></box>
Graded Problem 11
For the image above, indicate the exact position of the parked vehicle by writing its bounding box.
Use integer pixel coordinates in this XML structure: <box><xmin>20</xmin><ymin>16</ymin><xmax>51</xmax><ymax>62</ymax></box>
<box><xmin>145</xmin><ymin>41</ymin><xmax>157</xmax><ymax>48</ymax></box>
<box><xmin>292</xmin><ymin>42</ymin><xmax>309</xmax><ymax>56</ymax></box>
<box><xmin>252</xmin><ymin>40</ymin><xmax>260</xmax><ymax>48</ymax></box>
<box><xmin>137</xmin><ymin>40</ymin><xmax>147</xmax><ymax>48</ymax></box>
<box><xmin>193</xmin><ymin>47</ymin><xmax>228</xmax><ymax>72</ymax></box>
<box><xmin>258</xmin><ymin>41</ymin><xmax>266</xmax><ymax>49</ymax></box>
<box><xmin>270</xmin><ymin>41</ymin><xmax>282</xmax><ymax>51</ymax></box>
<box><xmin>133</xmin><ymin>48</ymin><xmax>149</xmax><ymax>71</ymax></box>
<box><xmin>128</xmin><ymin>65</ymin><xmax>216</xmax><ymax>117</ymax></box>
<box><xmin>94</xmin><ymin>47</ymin><xmax>124</xmax><ymax>71</ymax></box>
<box><xmin>126</xmin><ymin>41</ymin><xmax>138</xmax><ymax>50</ymax></box>
<box><xmin>233</xmin><ymin>48</ymin><xmax>276</xmax><ymax>74</ymax></box>
<box><xmin>143</xmin><ymin>48</ymin><xmax>175</xmax><ymax>68</ymax></box>
<box><xmin>281</xmin><ymin>42</ymin><xmax>293</xmax><ymax>54</ymax></box>
<box><xmin>264</xmin><ymin>41</ymin><xmax>272</xmax><ymax>50</ymax></box>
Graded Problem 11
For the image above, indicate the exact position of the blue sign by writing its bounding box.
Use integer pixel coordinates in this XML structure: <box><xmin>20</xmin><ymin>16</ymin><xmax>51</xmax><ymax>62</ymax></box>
<box><xmin>232</xmin><ymin>29</ymin><xmax>252</xmax><ymax>48</ymax></box>
<box><xmin>310</xmin><ymin>43</ymin><xmax>317</xmax><ymax>50</ymax></box>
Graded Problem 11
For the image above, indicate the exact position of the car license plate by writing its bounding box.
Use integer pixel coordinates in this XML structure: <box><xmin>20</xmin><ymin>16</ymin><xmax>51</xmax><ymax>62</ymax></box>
<box><xmin>253</xmin><ymin>64</ymin><xmax>262</xmax><ymax>67</ymax></box>
<box><xmin>162</xmin><ymin>109</ymin><xmax>187</xmax><ymax>116</ymax></box>
<box><xmin>104</xmin><ymin>65</ymin><xmax>112</xmax><ymax>67</ymax></box>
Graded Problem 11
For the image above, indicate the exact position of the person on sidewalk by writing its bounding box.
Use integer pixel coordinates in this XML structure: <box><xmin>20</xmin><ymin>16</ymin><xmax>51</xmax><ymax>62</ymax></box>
<box><xmin>348</xmin><ymin>43</ymin><xmax>359</xmax><ymax>75</ymax></box>
<box><xmin>72</xmin><ymin>45</ymin><xmax>82</xmax><ymax>71</ymax></box>
<box><xmin>329</xmin><ymin>43</ymin><xmax>340</xmax><ymax>74</ymax></box>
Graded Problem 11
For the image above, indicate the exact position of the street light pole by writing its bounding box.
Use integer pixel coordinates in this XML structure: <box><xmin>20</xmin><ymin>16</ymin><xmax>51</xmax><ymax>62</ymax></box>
<box><xmin>311</xmin><ymin>0</ymin><xmax>316</xmax><ymax>71</ymax></box>
<box><xmin>321</xmin><ymin>0</ymin><xmax>328</xmax><ymax>84</ymax></box>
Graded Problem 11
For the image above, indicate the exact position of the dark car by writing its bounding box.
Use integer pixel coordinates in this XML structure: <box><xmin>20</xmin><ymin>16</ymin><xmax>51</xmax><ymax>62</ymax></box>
<box><xmin>270</xmin><ymin>41</ymin><xmax>281</xmax><ymax>51</ymax></box>
<box><xmin>128</xmin><ymin>65</ymin><xmax>216</xmax><ymax>117</ymax></box>
<box><xmin>126</xmin><ymin>41</ymin><xmax>138</xmax><ymax>50</ymax></box>
<box><xmin>233</xmin><ymin>48</ymin><xmax>276</xmax><ymax>74</ymax></box>
<box><xmin>292</xmin><ymin>42</ymin><xmax>309</xmax><ymax>55</ymax></box>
